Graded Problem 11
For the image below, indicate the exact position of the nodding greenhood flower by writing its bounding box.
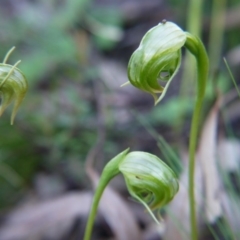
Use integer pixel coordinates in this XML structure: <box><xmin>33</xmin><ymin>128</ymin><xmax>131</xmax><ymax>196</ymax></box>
<box><xmin>118</xmin><ymin>150</ymin><xmax>179</xmax><ymax>222</ymax></box>
<box><xmin>84</xmin><ymin>149</ymin><xmax>179</xmax><ymax>240</ymax></box>
<box><xmin>128</xmin><ymin>21</ymin><xmax>196</xmax><ymax>105</ymax></box>
<box><xmin>0</xmin><ymin>47</ymin><xmax>28</xmax><ymax>124</ymax></box>
<box><xmin>84</xmin><ymin>150</ymin><xmax>179</xmax><ymax>240</ymax></box>
<box><xmin>101</xmin><ymin>149</ymin><xmax>179</xmax><ymax>223</ymax></box>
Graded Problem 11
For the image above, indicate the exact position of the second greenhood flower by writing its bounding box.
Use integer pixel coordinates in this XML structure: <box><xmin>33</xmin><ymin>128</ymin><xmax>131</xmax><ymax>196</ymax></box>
<box><xmin>118</xmin><ymin>151</ymin><xmax>179</xmax><ymax>222</ymax></box>
<box><xmin>83</xmin><ymin>149</ymin><xmax>179</xmax><ymax>240</ymax></box>
<box><xmin>128</xmin><ymin>21</ymin><xmax>187</xmax><ymax>104</ymax></box>
<box><xmin>0</xmin><ymin>48</ymin><xmax>28</xmax><ymax>124</ymax></box>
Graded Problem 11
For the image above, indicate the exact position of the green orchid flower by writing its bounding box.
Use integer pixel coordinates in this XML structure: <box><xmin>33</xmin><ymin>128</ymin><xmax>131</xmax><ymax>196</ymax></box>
<box><xmin>0</xmin><ymin>47</ymin><xmax>28</xmax><ymax>124</ymax></box>
<box><xmin>84</xmin><ymin>149</ymin><xmax>179</xmax><ymax>240</ymax></box>
<box><xmin>127</xmin><ymin>21</ymin><xmax>209</xmax><ymax>240</ymax></box>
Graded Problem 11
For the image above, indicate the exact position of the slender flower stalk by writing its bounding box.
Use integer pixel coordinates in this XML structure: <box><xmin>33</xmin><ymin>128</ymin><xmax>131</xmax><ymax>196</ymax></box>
<box><xmin>127</xmin><ymin>21</ymin><xmax>209</xmax><ymax>240</ymax></box>
<box><xmin>83</xmin><ymin>149</ymin><xmax>179</xmax><ymax>240</ymax></box>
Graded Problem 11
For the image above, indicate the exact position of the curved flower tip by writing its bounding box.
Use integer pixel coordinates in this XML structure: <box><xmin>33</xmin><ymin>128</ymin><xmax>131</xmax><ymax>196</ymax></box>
<box><xmin>0</xmin><ymin>52</ymin><xmax>28</xmax><ymax>124</ymax></box>
<box><xmin>127</xmin><ymin>21</ymin><xmax>187</xmax><ymax>105</ymax></box>
<box><xmin>119</xmin><ymin>151</ymin><xmax>179</xmax><ymax>223</ymax></box>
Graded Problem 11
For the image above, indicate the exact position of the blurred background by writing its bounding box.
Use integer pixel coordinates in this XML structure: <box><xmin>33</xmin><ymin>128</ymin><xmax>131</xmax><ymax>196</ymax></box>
<box><xmin>0</xmin><ymin>0</ymin><xmax>240</xmax><ymax>239</ymax></box>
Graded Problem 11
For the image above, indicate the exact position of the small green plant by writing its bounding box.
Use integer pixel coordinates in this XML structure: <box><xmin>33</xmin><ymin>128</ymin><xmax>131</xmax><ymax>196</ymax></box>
<box><xmin>127</xmin><ymin>21</ymin><xmax>209</xmax><ymax>240</ymax></box>
<box><xmin>83</xmin><ymin>149</ymin><xmax>179</xmax><ymax>240</ymax></box>
<box><xmin>0</xmin><ymin>47</ymin><xmax>28</xmax><ymax>124</ymax></box>
<box><xmin>84</xmin><ymin>20</ymin><xmax>209</xmax><ymax>240</ymax></box>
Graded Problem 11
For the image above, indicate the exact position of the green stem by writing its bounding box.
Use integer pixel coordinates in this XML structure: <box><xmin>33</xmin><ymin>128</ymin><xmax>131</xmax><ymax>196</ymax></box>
<box><xmin>187</xmin><ymin>0</ymin><xmax>203</xmax><ymax>37</ymax></box>
<box><xmin>188</xmin><ymin>97</ymin><xmax>203</xmax><ymax>240</ymax></box>
<box><xmin>180</xmin><ymin>0</ymin><xmax>203</xmax><ymax>96</ymax></box>
<box><xmin>83</xmin><ymin>173</ymin><xmax>114</xmax><ymax>240</ymax></box>
<box><xmin>83</xmin><ymin>149</ymin><xmax>129</xmax><ymax>240</ymax></box>
<box><xmin>184</xmin><ymin>34</ymin><xmax>209</xmax><ymax>240</ymax></box>
<box><xmin>209</xmin><ymin>0</ymin><xmax>226</xmax><ymax>77</ymax></box>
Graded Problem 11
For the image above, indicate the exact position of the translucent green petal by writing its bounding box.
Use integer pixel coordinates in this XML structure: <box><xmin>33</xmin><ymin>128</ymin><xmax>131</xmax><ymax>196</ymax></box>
<box><xmin>0</xmin><ymin>64</ymin><xmax>28</xmax><ymax>124</ymax></box>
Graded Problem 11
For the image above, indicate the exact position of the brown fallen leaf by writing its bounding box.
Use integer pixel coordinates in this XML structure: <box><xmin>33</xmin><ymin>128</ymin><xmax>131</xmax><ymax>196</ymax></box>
<box><xmin>0</xmin><ymin>192</ymin><xmax>92</xmax><ymax>240</ymax></box>
<box><xmin>217</xmin><ymin>138</ymin><xmax>240</xmax><ymax>236</ymax></box>
<box><xmin>217</xmin><ymin>139</ymin><xmax>240</xmax><ymax>173</ymax></box>
<box><xmin>198</xmin><ymin>97</ymin><xmax>222</xmax><ymax>223</ymax></box>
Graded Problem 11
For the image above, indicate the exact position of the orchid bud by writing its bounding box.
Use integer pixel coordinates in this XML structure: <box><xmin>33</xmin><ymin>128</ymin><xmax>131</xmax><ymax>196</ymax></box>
<box><xmin>0</xmin><ymin>47</ymin><xmax>28</xmax><ymax>124</ymax></box>
<box><xmin>127</xmin><ymin>21</ymin><xmax>206</xmax><ymax>105</ymax></box>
